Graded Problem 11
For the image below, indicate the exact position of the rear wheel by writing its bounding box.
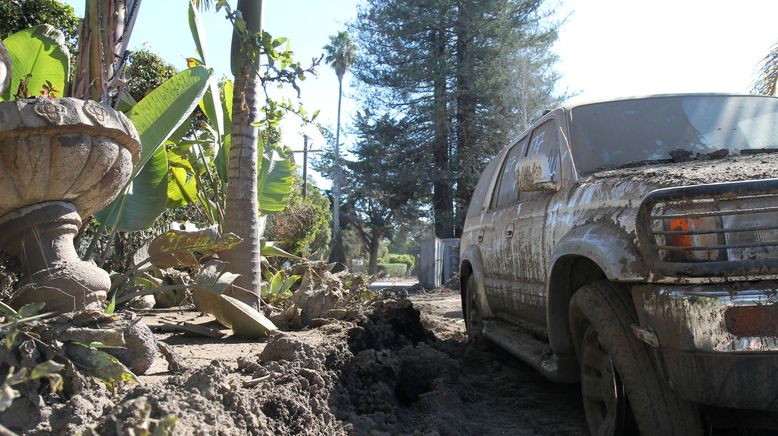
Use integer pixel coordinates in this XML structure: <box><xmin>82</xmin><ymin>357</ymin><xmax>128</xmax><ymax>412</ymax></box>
<box><xmin>464</xmin><ymin>274</ymin><xmax>484</xmax><ymax>341</ymax></box>
<box><xmin>569</xmin><ymin>281</ymin><xmax>702</xmax><ymax>436</ymax></box>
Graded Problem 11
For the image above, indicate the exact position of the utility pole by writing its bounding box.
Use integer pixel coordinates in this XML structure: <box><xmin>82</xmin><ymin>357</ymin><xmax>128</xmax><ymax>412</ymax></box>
<box><xmin>302</xmin><ymin>135</ymin><xmax>309</xmax><ymax>197</ymax></box>
<box><xmin>293</xmin><ymin>135</ymin><xmax>321</xmax><ymax>198</ymax></box>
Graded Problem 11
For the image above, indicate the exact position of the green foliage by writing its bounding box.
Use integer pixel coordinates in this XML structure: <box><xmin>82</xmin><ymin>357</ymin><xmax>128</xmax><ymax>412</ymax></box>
<box><xmin>0</xmin><ymin>24</ymin><xmax>69</xmax><ymax>101</ymax></box>
<box><xmin>124</xmin><ymin>48</ymin><xmax>178</xmax><ymax>102</ymax></box>
<box><xmin>324</xmin><ymin>30</ymin><xmax>356</xmax><ymax>81</ymax></box>
<box><xmin>96</xmin><ymin>66</ymin><xmax>213</xmax><ymax>232</ymax></box>
<box><xmin>0</xmin><ymin>0</ymin><xmax>79</xmax><ymax>54</ymax></box>
<box><xmin>257</xmin><ymin>144</ymin><xmax>297</xmax><ymax>213</ymax></box>
<box><xmin>265</xmin><ymin>180</ymin><xmax>332</xmax><ymax>258</ymax></box>
<box><xmin>376</xmin><ymin>263</ymin><xmax>407</xmax><ymax>277</ymax></box>
<box><xmin>353</xmin><ymin>0</ymin><xmax>566</xmax><ymax>236</ymax></box>
<box><xmin>380</xmin><ymin>253</ymin><xmax>415</xmax><ymax>273</ymax></box>
<box><xmin>261</xmin><ymin>270</ymin><xmax>300</xmax><ymax>305</ymax></box>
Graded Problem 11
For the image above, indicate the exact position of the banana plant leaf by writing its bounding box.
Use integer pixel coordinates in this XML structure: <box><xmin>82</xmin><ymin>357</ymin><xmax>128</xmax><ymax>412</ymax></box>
<box><xmin>0</xmin><ymin>25</ymin><xmax>69</xmax><ymax>101</ymax></box>
<box><xmin>215</xmin><ymin>80</ymin><xmax>233</xmax><ymax>181</ymax></box>
<box><xmin>189</xmin><ymin>2</ymin><xmax>224</xmax><ymax>138</ymax></box>
<box><xmin>258</xmin><ymin>146</ymin><xmax>296</xmax><ymax>213</ymax></box>
<box><xmin>95</xmin><ymin>66</ymin><xmax>212</xmax><ymax>232</ymax></box>
<box><xmin>146</xmin><ymin>226</ymin><xmax>242</xmax><ymax>269</ymax></box>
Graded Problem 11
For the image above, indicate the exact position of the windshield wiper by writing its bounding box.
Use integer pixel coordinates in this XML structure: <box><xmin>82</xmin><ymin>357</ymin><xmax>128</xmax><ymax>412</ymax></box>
<box><xmin>592</xmin><ymin>158</ymin><xmax>674</xmax><ymax>172</ymax></box>
<box><xmin>612</xmin><ymin>158</ymin><xmax>674</xmax><ymax>170</ymax></box>
<box><xmin>741</xmin><ymin>148</ymin><xmax>778</xmax><ymax>155</ymax></box>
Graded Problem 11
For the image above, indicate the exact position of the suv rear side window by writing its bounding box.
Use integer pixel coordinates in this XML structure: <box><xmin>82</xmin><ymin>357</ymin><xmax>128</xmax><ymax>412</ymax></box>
<box><xmin>466</xmin><ymin>157</ymin><xmax>502</xmax><ymax>218</ymax></box>
<box><xmin>492</xmin><ymin>137</ymin><xmax>528</xmax><ymax>209</ymax></box>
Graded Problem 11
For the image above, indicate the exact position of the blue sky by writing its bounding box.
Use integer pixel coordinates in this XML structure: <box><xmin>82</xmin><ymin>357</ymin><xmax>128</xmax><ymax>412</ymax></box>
<box><xmin>61</xmin><ymin>0</ymin><xmax>778</xmax><ymax>187</ymax></box>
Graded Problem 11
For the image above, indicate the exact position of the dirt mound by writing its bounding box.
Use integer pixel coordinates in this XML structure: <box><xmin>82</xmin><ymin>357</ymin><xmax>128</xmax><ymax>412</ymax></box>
<box><xmin>13</xmin><ymin>296</ymin><xmax>588</xmax><ymax>435</ymax></box>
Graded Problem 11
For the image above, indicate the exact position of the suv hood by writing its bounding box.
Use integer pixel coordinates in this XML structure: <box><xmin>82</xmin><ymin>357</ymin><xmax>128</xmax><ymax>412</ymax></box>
<box><xmin>585</xmin><ymin>153</ymin><xmax>778</xmax><ymax>188</ymax></box>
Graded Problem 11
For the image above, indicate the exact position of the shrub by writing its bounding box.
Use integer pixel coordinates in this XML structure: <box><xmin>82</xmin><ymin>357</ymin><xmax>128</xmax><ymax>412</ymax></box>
<box><xmin>266</xmin><ymin>181</ymin><xmax>332</xmax><ymax>258</ymax></box>
<box><xmin>377</xmin><ymin>263</ymin><xmax>407</xmax><ymax>277</ymax></box>
<box><xmin>380</xmin><ymin>253</ymin><xmax>415</xmax><ymax>273</ymax></box>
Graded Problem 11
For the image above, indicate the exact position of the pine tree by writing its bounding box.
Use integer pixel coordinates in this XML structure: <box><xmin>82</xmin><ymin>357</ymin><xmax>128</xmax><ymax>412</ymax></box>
<box><xmin>352</xmin><ymin>0</ymin><xmax>565</xmax><ymax>237</ymax></box>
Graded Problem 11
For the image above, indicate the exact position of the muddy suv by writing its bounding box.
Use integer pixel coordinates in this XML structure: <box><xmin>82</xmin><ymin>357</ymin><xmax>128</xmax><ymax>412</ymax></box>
<box><xmin>460</xmin><ymin>94</ymin><xmax>778</xmax><ymax>435</ymax></box>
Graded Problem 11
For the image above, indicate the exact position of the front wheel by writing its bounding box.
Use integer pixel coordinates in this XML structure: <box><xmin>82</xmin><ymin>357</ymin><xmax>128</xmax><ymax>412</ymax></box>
<box><xmin>464</xmin><ymin>274</ymin><xmax>484</xmax><ymax>341</ymax></box>
<box><xmin>569</xmin><ymin>281</ymin><xmax>702</xmax><ymax>436</ymax></box>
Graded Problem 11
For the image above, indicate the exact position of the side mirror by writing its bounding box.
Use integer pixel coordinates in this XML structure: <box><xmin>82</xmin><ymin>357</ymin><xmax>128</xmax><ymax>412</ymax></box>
<box><xmin>515</xmin><ymin>154</ymin><xmax>558</xmax><ymax>192</ymax></box>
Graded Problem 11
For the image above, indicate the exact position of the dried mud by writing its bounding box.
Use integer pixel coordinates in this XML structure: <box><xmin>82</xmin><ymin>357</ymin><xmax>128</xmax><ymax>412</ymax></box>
<box><xmin>10</xmin><ymin>292</ymin><xmax>588</xmax><ymax>435</ymax></box>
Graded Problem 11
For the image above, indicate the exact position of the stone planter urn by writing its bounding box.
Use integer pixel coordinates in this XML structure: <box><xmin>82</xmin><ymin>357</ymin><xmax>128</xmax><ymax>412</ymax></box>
<box><xmin>0</xmin><ymin>97</ymin><xmax>140</xmax><ymax>313</ymax></box>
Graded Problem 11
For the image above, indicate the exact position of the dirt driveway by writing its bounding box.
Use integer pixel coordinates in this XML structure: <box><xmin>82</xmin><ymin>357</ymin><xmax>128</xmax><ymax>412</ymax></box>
<box><xmin>16</xmin><ymin>290</ymin><xmax>588</xmax><ymax>435</ymax></box>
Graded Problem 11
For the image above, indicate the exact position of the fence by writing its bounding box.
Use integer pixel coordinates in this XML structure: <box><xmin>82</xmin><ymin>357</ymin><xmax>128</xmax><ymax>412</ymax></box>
<box><xmin>417</xmin><ymin>237</ymin><xmax>460</xmax><ymax>289</ymax></box>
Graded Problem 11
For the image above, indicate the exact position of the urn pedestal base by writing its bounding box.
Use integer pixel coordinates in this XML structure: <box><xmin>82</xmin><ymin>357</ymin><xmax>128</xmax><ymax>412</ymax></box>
<box><xmin>0</xmin><ymin>201</ymin><xmax>109</xmax><ymax>313</ymax></box>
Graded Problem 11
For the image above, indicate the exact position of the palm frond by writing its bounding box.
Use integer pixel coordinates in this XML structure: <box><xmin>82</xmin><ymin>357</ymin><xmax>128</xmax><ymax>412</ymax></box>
<box><xmin>753</xmin><ymin>42</ymin><xmax>778</xmax><ymax>96</ymax></box>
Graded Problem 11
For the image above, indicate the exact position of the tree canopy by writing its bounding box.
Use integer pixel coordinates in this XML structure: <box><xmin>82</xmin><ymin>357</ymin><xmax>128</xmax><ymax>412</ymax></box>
<box><xmin>0</xmin><ymin>0</ymin><xmax>79</xmax><ymax>54</ymax></box>
<box><xmin>351</xmin><ymin>0</ymin><xmax>566</xmax><ymax>237</ymax></box>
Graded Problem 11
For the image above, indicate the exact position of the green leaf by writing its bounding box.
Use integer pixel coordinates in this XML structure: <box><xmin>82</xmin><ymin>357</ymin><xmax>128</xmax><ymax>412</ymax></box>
<box><xmin>129</xmin><ymin>66</ymin><xmax>212</xmax><ymax>174</ymax></box>
<box><xmin>104</xmin><ymin>293</ymin><xmax>116</xmax><ymax>315</ymax></box>
<box><xmin>188</xmin><ymin>1</ymin><xmax>210</xmax><ymax>65</ymax></box>
<box><xmin>257</xmin><ymin>147</ymin><xmax>296</xmax><ymax>213</ymax></box>
<box><xmin>260</xmin><ymin>241</ymin><xmax>303</xmax><ymax>260</ymax></box>
<box><xmin>31</xmin><ymin>360</ymin><xmax>64</xmax><ymax>394</ymax></box>
<box><xmin>95</xmin><ymin>67</ymin><xmax>212</xmax><ymax>231</ymax></box>
<box><xmin>114</xmin><ymin>89</ymin><xmax>138</xmax><ymax>112</ymax></box>
<box><xmin>188</xmin><ymin>4</ymin><xmax>224</xmax><ymax>138</ymax></box>
<box><xmin>269</xmin><ymin>271</ymin><xmax>283</xmax><ymax>295</ymax></box>
<box><xmin>17</xmin><ymin>302</ymin><xmax>45</xmax><ymax>318</ymax></box>
<box><xmin>95</xmin><ymin>145</ymin><xmax>168</xmax><ymax>232</ymax></box>
<box><xmin>1</xmin><ymin>25</ymin><xmax>69</xmax><ymax>101</ymax></box>
<box><xmin>200</xmin><ymin>78</ymin><xmax>224</xmax><ymax>137</ymax></box>
<box><xmin>67</xmin><ymin>346</ymin><xmax>137</xmax><ymax>389</ymax></box>
<box><xmin>167</xmin><ymin>166</ymin><xmax>197</xmax><ymax>208</ymax></box>
<box><xmin>215</xmin><ymin>80</ymin><xmax>233</xmax><ymax>181</ymax></box>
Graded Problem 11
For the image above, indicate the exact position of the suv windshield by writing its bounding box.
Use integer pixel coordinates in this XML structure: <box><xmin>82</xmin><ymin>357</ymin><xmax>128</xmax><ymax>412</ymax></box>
<box><xmin>569</xmin><ymin>95</ymin><xmax>778</xmax><ymax>175</ymax></box>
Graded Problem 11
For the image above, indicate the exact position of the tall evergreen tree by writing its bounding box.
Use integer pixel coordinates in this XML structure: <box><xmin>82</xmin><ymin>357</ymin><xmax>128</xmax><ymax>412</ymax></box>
<box><xmin>352</xmin><ymin>0</ymin><xmax>565</xmax><ymax>237</ymax></box>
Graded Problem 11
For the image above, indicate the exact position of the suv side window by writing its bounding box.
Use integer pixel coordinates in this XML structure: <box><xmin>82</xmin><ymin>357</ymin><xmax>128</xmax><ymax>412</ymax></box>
<box><xmin>466</xmin><ymin>157</ymin><xmax>501</xmax><ymax>218</ymax></box>
<box><xmin>491</xmin><ymin>137</ymin><xmax>528</xmax><ymax>209</ymax></box>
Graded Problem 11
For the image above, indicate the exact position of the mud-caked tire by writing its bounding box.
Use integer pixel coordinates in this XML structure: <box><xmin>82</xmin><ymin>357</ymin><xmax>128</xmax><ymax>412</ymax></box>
<box><xmin>569</xmin><ymin>280</ymin><xmax>702</xmax><ymax>436</ymax></box>
<box><xmin>464</xmin><ymin>274</ymin><xmax>484</xmax><ymax>342</ymax></box>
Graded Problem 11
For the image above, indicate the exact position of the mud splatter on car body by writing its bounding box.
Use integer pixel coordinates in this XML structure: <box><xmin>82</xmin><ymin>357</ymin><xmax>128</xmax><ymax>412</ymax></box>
<box><xmin>460</xmin><ymin>94</ymin><xmax>778</xmax><ymax>432</ymax></box>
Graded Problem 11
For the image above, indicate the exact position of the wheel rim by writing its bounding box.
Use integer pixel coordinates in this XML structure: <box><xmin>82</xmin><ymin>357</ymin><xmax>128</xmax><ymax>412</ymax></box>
<box><xmin>580</xmin><ymin>326</ymin><xmax>630</xmax><ymax>436</ymax></box>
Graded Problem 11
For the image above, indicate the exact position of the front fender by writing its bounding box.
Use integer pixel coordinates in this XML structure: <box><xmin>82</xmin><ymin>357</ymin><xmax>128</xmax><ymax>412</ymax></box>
<box><xmin>545</xmin><ymin>222</ymin><xmax>646</xmax><ymax>354</ymax></box>
<box><xmin>550</xmin><ymin>222</ymin><xmax>646</xmax><ymax>281</ymax></box>
<box><xmin>460</xmin><ymin>245</ymin><xmax>493</xmax><ymax>319</ymax></box>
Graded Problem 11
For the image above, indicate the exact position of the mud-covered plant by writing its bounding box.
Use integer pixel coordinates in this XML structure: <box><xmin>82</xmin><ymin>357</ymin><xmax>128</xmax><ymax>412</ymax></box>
<box><xmin>0</xmin><ymin>361</ymin><xmax>64</xmax><ymax>412</ymax></box>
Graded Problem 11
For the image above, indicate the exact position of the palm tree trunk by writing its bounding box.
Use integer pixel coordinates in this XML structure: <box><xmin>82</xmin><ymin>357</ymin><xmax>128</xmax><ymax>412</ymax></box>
<box><xmin>221</xmin><ymin>0</ymin><xmax>263</xmax><ymax>310</ymax></box>
<box><xmin>328</xmin><ymin>76</ymin><xmax>347</xmax><ymax>267</ymax></box>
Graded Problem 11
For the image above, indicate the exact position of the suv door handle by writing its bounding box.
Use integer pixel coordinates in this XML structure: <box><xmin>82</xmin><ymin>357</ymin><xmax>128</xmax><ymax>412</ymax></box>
<box><xmin>477</xmin><ymin>230</ymin><xmax>484</xmax><ymax>242</ymax></box>
<box><xmin>505</xmin><ymin>224</ymin><xmax>514</xmax><ymax>238</ymax></box>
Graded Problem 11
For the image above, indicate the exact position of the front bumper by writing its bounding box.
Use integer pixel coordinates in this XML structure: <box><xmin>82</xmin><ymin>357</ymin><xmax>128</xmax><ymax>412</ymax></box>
<box><xmin>632</xmin><ymin>281</ymin><xmax>778</xmax><ymax>410</ymax></box>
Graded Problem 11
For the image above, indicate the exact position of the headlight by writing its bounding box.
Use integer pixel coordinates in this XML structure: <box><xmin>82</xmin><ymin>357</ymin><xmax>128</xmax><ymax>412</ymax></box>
<box><xmin>661</xmin><ymin>210</ymin><xmax>723</xmax><ymax>262</ymax></box>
